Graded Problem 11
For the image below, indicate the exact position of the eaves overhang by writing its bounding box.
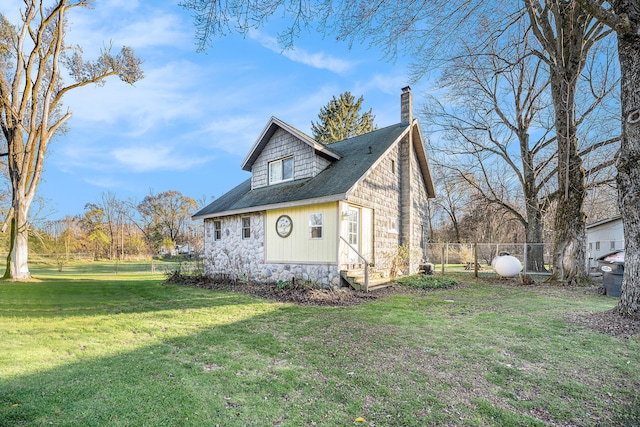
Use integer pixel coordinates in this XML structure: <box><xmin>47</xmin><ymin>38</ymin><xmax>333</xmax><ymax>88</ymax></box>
<box><xmin>192</xmin><ymin>193</ymin><xmax>347</xmax><ymax>220</ymax></box>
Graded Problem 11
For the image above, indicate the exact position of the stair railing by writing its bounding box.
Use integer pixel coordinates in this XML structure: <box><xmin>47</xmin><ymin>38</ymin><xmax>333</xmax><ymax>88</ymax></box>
<box><xmin>339</xmin><ymin>236</ymin><xmax>369</xmax><ymax>292</ymax></box>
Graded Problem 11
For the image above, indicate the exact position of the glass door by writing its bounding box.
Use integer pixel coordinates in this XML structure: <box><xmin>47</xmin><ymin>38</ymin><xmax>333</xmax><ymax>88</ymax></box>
<box><xmin>346</xmin><ymin>207</ymin><xmax>359</xmax><ymax>264</ymax></box>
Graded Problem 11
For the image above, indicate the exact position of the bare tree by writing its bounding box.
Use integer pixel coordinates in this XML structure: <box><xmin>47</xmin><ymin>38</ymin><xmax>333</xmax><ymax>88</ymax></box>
<box><xmin>181</xmin><ymin>1</ymin><xmax>512</xmax><ymax>61</ymax></box>
<box><xmin>571</xmin><ymin>0</ymin><xmax>640</xmax><ymax>318</ymax></box>
<box><xmin>81</xmin><ymin>203</ymin><xmax>109</xmax><ymax>260</ymax></box>
<box><xmin>426</xmin><ymin>163</ymin><xmax>476</xmax><ymax>244</ymax></box>
<box><xmin>136</xmin><ymin>190</ymin><xmax>198</xmax><ymax>253</ymax></box>
<box><xmin>426</xmin><ymin>27</ymin><xmax>555</xmax><ymax>271</ymax></box>
<box><xmin>427</xmin><ymin>19</ymin><xmax>619</xmax><ymax>272</ymax></box>
<box><xmin>84</xmin><ymin>192</ymin><xmax>130</xmax><ymax>260</ymax></box>
<box><xmin>522</xmin><ymin>1</ymin><xmax>612</xmax><ymax>284</ymax></box>
<box><xmin>0</xmin><ymin>1</ymin><xmax>143</xmax><ymax>279</ymax></box>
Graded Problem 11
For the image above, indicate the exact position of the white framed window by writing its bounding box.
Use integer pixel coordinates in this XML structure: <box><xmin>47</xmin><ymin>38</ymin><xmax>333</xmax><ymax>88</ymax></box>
<box><xmin>595</xmin><ymin>241</ymin><xmax>600</xmax><ymax>250</ymax></box>
<box><xmin>610</xmin><ymin>240</ymin><xmax>616</xmax><ymax>250</ymax></box>
<box><xmin>309</xmin><ymin>213</ymin><xmax>323</xmax><ymax>239</ymax></box>
<box><xmin>347</xmin><ymin>208</ymin><xmax>359</xmax><ymax>246</ymax></box>
<box><xmin>268</xmin><ymin>157</ymin><xmax>294</xmax><ymax>184</ymax></box>
<box><xmin>388</xmin><ymin>217</ymin><xmax>398</xmax><ymax>234</ymax></box>
<box><xmin>242</xmin><ymin>217</ymin><xmax>251</xmax><ymax>239</ymax></box>
<box><xmin>213</xmin><ymin>220</ymin><xmax>222</xmax><ymax>240</ymax></box>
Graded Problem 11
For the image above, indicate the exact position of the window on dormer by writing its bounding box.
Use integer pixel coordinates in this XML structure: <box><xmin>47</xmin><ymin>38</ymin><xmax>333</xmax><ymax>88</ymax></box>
<box><xmin>269</xmin><ymin>157</ymin><xmax>294</xmax><ymax>184</ymax></box>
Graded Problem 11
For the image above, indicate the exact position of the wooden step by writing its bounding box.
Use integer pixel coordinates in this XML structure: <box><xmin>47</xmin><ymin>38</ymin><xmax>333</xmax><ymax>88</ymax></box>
<box><xmin>346</xmin><ymin>269</ymin><xmax>385</xmax><ymax>280</ymax></box>
<box><xmin>340</xmin><ymin>270</ymin><xmax>391</xmax><ymax>292</ymax></box>
<box><xmin>367</xmin><ymin>277</ymin><xmax>393</xmax><ymax>290</ymax></box>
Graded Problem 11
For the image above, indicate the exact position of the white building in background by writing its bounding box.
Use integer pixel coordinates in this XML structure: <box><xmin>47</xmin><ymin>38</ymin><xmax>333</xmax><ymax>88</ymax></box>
<box><xmin>586</xmin><ymin>216</ymin><xmax>624</xmax><ymax>268</ymax></box>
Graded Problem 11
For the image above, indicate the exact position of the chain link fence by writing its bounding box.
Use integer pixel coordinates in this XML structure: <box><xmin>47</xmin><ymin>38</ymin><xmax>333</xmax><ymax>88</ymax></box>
<box><xmin>0</xmin><ymin>253</ymin><xmax>203</xmax><ymax>276</ymax></box>
<box><xmin>426</xmin><ymin>242</ymin><xmax>554</xmax><ymax>276</ymax></box>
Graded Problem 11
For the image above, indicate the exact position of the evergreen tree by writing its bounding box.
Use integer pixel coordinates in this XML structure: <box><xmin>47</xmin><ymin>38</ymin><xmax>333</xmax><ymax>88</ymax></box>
<box><xmin>311</xmin><ymin>92</ymin><xmax>376</xmax><ymax>144</ymax></box>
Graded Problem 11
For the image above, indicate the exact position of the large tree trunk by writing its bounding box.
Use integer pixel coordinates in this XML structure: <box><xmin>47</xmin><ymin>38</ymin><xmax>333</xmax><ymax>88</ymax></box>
<box><xmin>524</xmin><ymin>207</ymin><xmax>547</xmax><ymax>272</ymax></box>
<box><xmin>4</xmin><ymin>200</ymin><xmax>32</xmax><ymax>280</ymax></box>
<box><xmin>614</xmin><ymin>2</ymin><xmax>640</xmax><ymax>318</ymax></box>
<box><xmin>521</xmin><ymin>139</ymin><xmax>547</xmax><ymax>273</ymax></box>
<box><xmin>549</xmin><ymin>76</ymin><xmax>588</xmax><ymax>285</ymax></box>
<box><xmin>524</xmin><ymin>0</ymin><xmax>594</xmax><ymax>285</ymax></box>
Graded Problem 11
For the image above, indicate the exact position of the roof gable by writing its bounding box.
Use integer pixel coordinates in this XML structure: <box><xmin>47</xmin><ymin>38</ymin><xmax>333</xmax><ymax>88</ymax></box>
<box><xmin>241</xmin><ymin>116</ymin><xmax>340</xmax><ymax>172</ymax></box>
<box><xmin>194</xmin><ymin>119</ymin><xmax>436</xmax><ymax>219</ymax></box>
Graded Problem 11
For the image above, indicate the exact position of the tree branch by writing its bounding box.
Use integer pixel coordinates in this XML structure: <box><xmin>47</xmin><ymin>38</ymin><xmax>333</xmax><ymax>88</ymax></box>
<box><xmin>575</xmin><ymin>0</ymin><xmax>631</xmax><ymax>33</ymax></box>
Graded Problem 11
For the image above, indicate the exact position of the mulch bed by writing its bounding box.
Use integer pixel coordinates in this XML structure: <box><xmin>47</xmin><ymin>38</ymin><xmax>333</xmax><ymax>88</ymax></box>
<box><xmin>163</xmin><ymin>270</ymin><xmax>410</xmax><ymax>306</ymax></box>
<box><xmin>566</xmin><ymin>309</ymin><xmax>640</xmax><ymax>340</ymax></box>
<box><xmin>164</xmin><ymin>271</ymin><xmax>640</xmax><ymax>338</ymax></box>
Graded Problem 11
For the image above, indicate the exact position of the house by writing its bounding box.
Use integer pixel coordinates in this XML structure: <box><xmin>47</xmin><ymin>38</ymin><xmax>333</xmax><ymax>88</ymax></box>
<box><xmin>586</xmin><ymin>216</ymin><xmax>624</xmax><ymax>268</ymax></box>
<box><xmin>193</xmin><ymin>87</ymin><xmax>435</xmax><ymax>289</ymax></box>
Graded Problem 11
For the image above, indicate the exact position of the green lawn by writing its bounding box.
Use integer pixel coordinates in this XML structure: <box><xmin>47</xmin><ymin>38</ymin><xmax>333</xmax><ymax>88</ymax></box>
<box><xmin>1</xmin><ymin>273</ymin><xmax>638</xmax><ymax>426</ymax></box>
<box><xmin>22</xmin><ymin>257</ymin><xmax>199</xmax><ymax>276</ymax></box>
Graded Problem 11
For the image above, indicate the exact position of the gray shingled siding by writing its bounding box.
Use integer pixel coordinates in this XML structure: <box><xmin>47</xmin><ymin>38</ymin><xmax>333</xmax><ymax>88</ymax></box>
<box><xmin>347</xmin><ymin>134</ymin><xmax>429</xmax><ymax>275</ymax></box>
<box><xmin>251</xmin><ymin>128</ymin><xmax>330</xmax><ymax>190</ymax></box>
<box><xmin>347</xmin><ymin>143</ymin><xmax>403</xmax><ymax>272</ymax></box>
<box><xmin>410</xmin><ymin>141</ymin><xmax>430</xmax><ymax>267</ymax></box>
<box><xmin>203</xmin><ymin>214</ymin><xmax>340</xmax><ymax>287</ymax></box>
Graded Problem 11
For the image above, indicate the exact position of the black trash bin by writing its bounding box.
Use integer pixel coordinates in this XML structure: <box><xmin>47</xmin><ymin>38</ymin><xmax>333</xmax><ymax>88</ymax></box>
<box><xmin>597</xmin><ymin>250</ymin><xmax>625</xmax><ymax>297</ymax></box>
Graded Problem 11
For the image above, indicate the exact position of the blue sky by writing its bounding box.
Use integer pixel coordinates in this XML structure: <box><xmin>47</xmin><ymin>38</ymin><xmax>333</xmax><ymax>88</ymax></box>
<box><xmin>5</xmin><ymin>0</ymin><xmax>430</xmax><ymax>218</ymax></box>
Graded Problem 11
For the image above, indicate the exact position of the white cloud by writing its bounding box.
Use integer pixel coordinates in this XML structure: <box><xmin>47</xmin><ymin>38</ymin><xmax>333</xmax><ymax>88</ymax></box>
<box><xmin>65</xmin><ymin>59</ymin><xmax>206</xmax><ymax>133</ymax></box>
<box><xmin>355</xmin><ymin>73</ymin><xmax>411</xmax><ymax>96</ymax></box>
<box><xmin>248</xmin><ymin>30</ymin><xmax>355</xmax><ymax>74</ymax></box>
<box><xmin>84</xmin><ymin>176</ymin><xmax>124</xmax><ymax>189</ymax></box>
<box><xmin>64</xmin><ymin>1</ymin><xmax>191</xmax><ymax>53</ymax></box>
<box><xmin>111</xmin><ymin>146</ymin><xmax>210</xmax><ymax>172</ymax></box>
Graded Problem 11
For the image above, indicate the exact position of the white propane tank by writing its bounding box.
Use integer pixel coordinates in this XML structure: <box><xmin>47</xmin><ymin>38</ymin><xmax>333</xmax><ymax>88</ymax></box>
<box><xmin>492</xmin><ymin>253</ymin><xmax>522</xmax><ymax>277</ymax></box>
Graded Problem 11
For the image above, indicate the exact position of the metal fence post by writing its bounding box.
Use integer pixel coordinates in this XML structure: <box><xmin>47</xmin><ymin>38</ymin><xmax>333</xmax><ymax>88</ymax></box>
<box><xmin>474</xmin><ymin>242</ymin><xmax>478</xmax><ymax>278</ymax></box>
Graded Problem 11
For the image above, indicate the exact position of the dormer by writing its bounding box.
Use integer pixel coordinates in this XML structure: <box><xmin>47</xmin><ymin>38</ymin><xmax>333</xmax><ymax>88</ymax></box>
<box><xmin>241</xmin><ymin>117</ymin><xmax>341</xmax><ymax>190</ymax></box>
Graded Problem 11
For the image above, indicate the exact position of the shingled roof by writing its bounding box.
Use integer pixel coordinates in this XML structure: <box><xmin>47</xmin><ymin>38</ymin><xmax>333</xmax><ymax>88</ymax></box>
<box><xmin>194</xmin><ymin>121</ymin><xmax>429</xmax><ymax>219</ymax></box>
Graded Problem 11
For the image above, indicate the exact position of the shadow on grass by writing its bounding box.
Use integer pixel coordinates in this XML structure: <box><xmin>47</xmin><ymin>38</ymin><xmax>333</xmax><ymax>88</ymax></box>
<box><xmin>0</xmin><ymin>304</ymin><xmax>418</xmax><ymax>427</ymax></box>
<box><xmin>0</xmin><ymin>276</ymin><xmax>263</xmax><ymax>319</ymax></box>
<box><xmin>1</xmin><ymin>280</ymin><xmax>638</xmax><ymax>426</ymax></box>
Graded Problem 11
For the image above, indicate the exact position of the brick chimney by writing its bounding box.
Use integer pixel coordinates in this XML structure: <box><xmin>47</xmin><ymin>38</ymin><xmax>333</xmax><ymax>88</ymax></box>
<box><xmin>401</xmin><ymin>86</ymin><xmax>412</xmax><ymax>123</ymax></box>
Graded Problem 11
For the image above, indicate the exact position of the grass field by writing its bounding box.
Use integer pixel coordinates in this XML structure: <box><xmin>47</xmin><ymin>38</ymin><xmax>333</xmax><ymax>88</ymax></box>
<box><xmin>3</xmin><ymin>257</ymin><xmax>202</xmax><ymax>276</ymax></box>
<box><xmin>0</xmin><ymin>272</ymin><xmax>638</xmax><ymax>426</ymax></box>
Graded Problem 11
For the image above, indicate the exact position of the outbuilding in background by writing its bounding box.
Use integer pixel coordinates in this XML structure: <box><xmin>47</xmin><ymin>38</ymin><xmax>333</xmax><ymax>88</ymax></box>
<box><xmin>587</xmin><ymin>216</ymin><xmax>624</xmax><ymax>270</ymax></box>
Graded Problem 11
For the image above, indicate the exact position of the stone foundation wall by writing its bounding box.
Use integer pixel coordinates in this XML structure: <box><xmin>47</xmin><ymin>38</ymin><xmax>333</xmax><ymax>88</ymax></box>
<box><xmin>204</xmin><ymin>213</ymin><xmax>340</xmax><ymax>287</ymax></box>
